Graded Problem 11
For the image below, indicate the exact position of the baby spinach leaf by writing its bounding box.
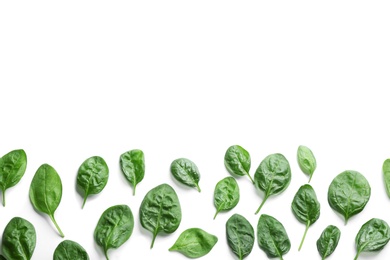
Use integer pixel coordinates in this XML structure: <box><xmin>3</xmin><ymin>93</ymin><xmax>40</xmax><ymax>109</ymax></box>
<box><xmin>170</xmin><ymin>158</ymin><xmax>201</xmax><ymax>192</ymax></box>
<box><xmin>297</xmin><ymin>145</ymin><xmax>316</xmax><ymax>182</ymax></box>
<box><xmin>2</xmin><ymin>217</ymin><xmax>36</xmax><ymax>260</ymax></box>
<box><xmin>316</xmin><ymin>225</ymin><xmax>341</xmax><ymax>260</ymax></box>
<box><xmin>29</xmin><ymin>163</ymin><xmax>64</xmax><ymax>237</ymax></box>
<box><xmin>328</xmin><ymin>170</ymin><xmax>370</xmax><ymax>224</ymax></box>
<box><xmin>226</xmin><ymin>213</ymin><xmax>254</xmax><ymax>260</ymax></box>
<box><xmin>291</xmin><ymin>184</ymin><xmax>320</xmax><ymax>251</ymax></box>
<box><xmin>169</xmin><ymin>228</ymin><xmax>218</xmax><ymax>258</ymax></box>
<box><xmin>77</xmin><ymin>156</ymin><xmax>109</xmax><ymax>208</ymax></box>
<box><xmin>140</xmin><ymin>183</ymin><xmax>182</xmax><ymax>248</ymax></box>
<box><xmin>120</xmin><ymin>149</ymin><xmax>145</xmax><ymax>195</ymax></box>
<box><xmin>94</xmin><ymin>204</ymin><xmax>134</xmax><ymax>260</ymax></box>
<box><xmin>257</xmin><ymin>214</ymin><xmax>290</xmax><ymax>259</ymax></box>
<box><xmin>254</xmin><ymin>153</ymin><xmax>291</xmax><ymax>214</ymax></box>
<box><xmin>354</xmin><ymin>218</ymin><xmax>390</xmax><ymax>260</ymax></box>
<box><xmin>224</xmin><ymin>145</ymin><xmax>253</xmax><ymax>184</ymax></box>
<box><xmin>0</xmin><ymin>149</ymin><xmax>27</xmax><ymax>206</ymax></box>
<box><xmin>53</xmin><ymin>240</ymin><xmax>90</xmax><ymax>260</ymax></box>
<box><xmin>383</xmin><ymin>159</ymin><xmax>390</xmax><ymax>198</ymax></box>
<box><xmin>213</xmin><ymin>176</ymin><xmax>239</xmax><ymax>219</ymax></box>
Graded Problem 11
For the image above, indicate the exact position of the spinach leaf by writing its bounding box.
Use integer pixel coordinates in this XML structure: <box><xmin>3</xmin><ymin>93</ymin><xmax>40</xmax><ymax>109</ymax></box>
<box><xmin>0</xmin><ymin>149</ymin><xmax>27</xmax><ymax>206</ymax></box>
<box><xmin>383</xmin><ymin>159</ymin><xmax>390</xmax><ymax>198</ymax></box>
<box><xmin>328</xmin><ymin>170</ymin><xmax>370</xmax><ymax>224</ymax></box>
<box><xmin>120</xmin><ymin>149</ymin><xmax>145</xmax><ymax>195</ymax></box>
<box><xmin>29</xmin><ymin>163</ymin><xmax>64</xmax><ymax>237</ymax></box>
<box><xmin>170</xmin><ymin>158</ymin><xmax>201</xmax><ymax>192</ymax></box>
<box><xmin>316</xmin><ymin>225</ymin><xmax>341</xmax><ymax>260</ymax></box>
<box><xmin>257</xmin><ymin>214</ymin><xmax>290</xmax><ymax>259</ymax></box>
<box><xmin>254</xmin><ymin>153</ymin><xmax>291</xmax><ymax>214</ymax></box>
<box><xmin>94</xmin><ymin>204</ymin><xmax>134</xmax><ymax>260</ymax></box>
<box><xmin>53</xmin><ymin>240</ymin><xmax>90</xmax><ymax>260</ymax></box>
<box><xmin>297</xmin><ymin>145</ymin><xmax>316</xmax><ymax>182</ymax></box>
<box><xmin>226</xmin><ymin>213</ymin><xmax>254</xmax><ymax>260</ymax></box>
<box><xmin>140</xmin><ymin>183</ymin><xmax>182</xmax><ymax>248</ymax></box>
<box><xmin>2</xmin><ymin>217</ymin><xmax>36</xmax><ymax>260</ymax></box>
<box><xmin>224</xmin><ymin>145</ymin><xmax>253</xmax><ymax>184</ymax></box>
<box><xmin>291</xmin><ymin>184</ymin><xmax>320</xmax><ymax>251</ymax></box>
<box><xmin>213</xmin><ymin>177</ymin><xmax>239</xmax><ymax>219</ymax></box>
<box><xmin>169</xmin><ymin>228</ymin><xmax>218</xmax><ymax>258</ymax></box>
<box><xmin>354</xmin><ymin>218</ymin><xmax>390</xmax><ymax>260</ymax></box>
<box><xmin>77</xmin><ymin>156</ymin><xmax>109</xmax><ymax>208</ymax></box>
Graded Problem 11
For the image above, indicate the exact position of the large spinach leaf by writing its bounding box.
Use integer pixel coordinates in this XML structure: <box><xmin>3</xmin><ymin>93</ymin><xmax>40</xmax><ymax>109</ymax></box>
<box><xmin>53</xmin><ymin>240</ymin><xmax>90</xmax><ymax>260</ymax></box>
<box><xmin>224</xmin><ymin>145</ymin><xmax>253</xmax><ymax>184</ymax></box>
<box><xmin>140</xmin><ymin>183</ymin><xmax>182</xmax><ymax>248</ymax></box>
<box><xmin>94</xmin><ymin>204</ymin><xmax>134</xmax><ymax>260</ymax></box>
<box><xmin>383</xmin><ymin>159</ymin><xmax>390</xmax><ymax>198</ymax></box>
<box><xmin>120</xmin><ymin>149</ymin><xmax>145</xmax><ymax>195</ymax></box>
<box><xmin>291</xmin><ymin>184</ymin><xmax>320</xmax><ymax>251</ymax></box>
<box><xmin>297</xmin><ymin>145</ymin><xmax>316</xmax><ymax>182</ymax></box>
<box><xmin>316</xmin><ymin>225</ymin><xmax>341</xmax><ymax>260</ymax></box>
<box><xmin>29</xmin><ymin>163</ymin><xmax>64</xmax><ymax>237</ymax></box>
<box><xmin>254</xmin><ymin>153</ymin><xmax>291</xmax><ymax>214</ymax></box>
<box><xmin>213</xmin><ymin>177</ymin><xmax>239</xmax><ymax>219</ymax></box>
<box><xmin>328</xmin><ymin>170</ymin><xmax>370</xmax><ymax>224</ymax></box>
<box><xmin>170</xmin><ymin>158</ymin><xmax>201</xmax><ymax>192</ymax></box>
<box><xmin>226</xmin><ymin>213</ymin><xmax>254</xmax><ymax>260</ymax></box>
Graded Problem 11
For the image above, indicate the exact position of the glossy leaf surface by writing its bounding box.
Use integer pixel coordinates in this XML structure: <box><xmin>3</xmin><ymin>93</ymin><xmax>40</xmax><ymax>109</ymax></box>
<box><xmin>53</xmin><ymin>240</ymin><xmax>90</xmax><ymax>260</ymax></box>
<box><xmin>170</xmin><ymin>158</ymin><xmax>201</xmax><ymax>192</ymax></box>
<box><xmin>226</xmin><ymin>214</ymin><xmax>254</xmax><ymax>260</ymax></box>
<box><xmin>213</xmin><ymin>177</ymin><xmax>239</xmax><ymax>219</ymax></box>
<box><xmin>316</xmin><ymin>225</ymin><xmax>341</xmax><ymax>260</ymax></box>
<box><xmin>224</xmin><ymin>145</ymin><xmax>253</xmax><ymax>183</ymax></box>
<box><xmin>297</xmin><ymin>145</ymin><xmax>316</xmax><ymax>182</ymax></box>
<box><xmin>120</xmin><ymin>149</ymin><xmax>145</xmax><ymax>195</ymax></box>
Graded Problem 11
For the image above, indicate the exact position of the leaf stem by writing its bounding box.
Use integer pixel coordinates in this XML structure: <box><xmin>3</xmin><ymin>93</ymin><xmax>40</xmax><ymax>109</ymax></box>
<box><xmin>298</xmin><ymin>221</ymin><xmax>310</xmax><ymax>251</ymax></box>
<box><xmin>49</xmin><ymin>214</ymin><xmax>64</xmax><ymax>238</ymax></box>
<box><xmin>308</xmin><ymin>173</ymin><xmax>313</xmax><ymax>183</ymax></box>
<box><xmin>150</xmin><ymin>232</ymin><xmax>157</xmax><ymax>249</ymax></box>
<box><xmin>213</xmin><ymin>209</ymin><xmax>220</xmax><ymax>220</ymax></box>
<box><xmin>104</xmin><ymin>249</ymin><xmax>110</xmax><ymax>260</ymax></box>
<box><xmin>246</xmin><ymin>173</ymin><xmax>255</xmax><ymax>184</ymax></box>
<box><xmin>255</xmin><ymin>194</ymin><xmax>269</xmax><ymax>214</ymax></box>
<box><xmin>82</xmin><ymin>194</ymin><xmax>88</xmax><ymax>209</ymax></box>
<box><xmin>354</xmin><ymin>251</ymin><xmax>360</xmax><ymax>260</ymax></box>
<box><xmin>2</xmin><ymin>188</ymin><xmax>5</xmax><ymax>207</ymax></box>
<box><xmin>133</xmin><ymin>185</ymin><xmax>136</xmax><ymax>196</ymax></box>
<box><xmin>195</xmin><ymin>183</ymin><xmax>201</xmax><ymax>192</ymax></box>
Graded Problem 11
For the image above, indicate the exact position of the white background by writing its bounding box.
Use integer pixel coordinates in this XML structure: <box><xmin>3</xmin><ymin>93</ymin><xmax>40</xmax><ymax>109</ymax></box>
<box><xmin>1</xmin><ymin>1</ymin><xmax>390</xmax><ymax>259</ymax></box>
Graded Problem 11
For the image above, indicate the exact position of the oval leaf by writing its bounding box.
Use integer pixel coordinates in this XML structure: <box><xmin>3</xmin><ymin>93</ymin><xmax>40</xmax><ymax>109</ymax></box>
<box><xmin>169</xmin><ymin>228</ymin><xmax>218</xmax><ymax>258</ymax></box>
<box><xmin>328</xmin><ymin>170</ymin><xmax>371</xmax><ymax>224</ymax></box>
<box><xmin>94</xmin><ymin>204</ymin><xmax>134</xmax><ymax>260</ymax></box>
<box><xmin>120</xmin><ymin>149</ymin><xmax>145</xmax><ymax>195</ymax></box>
<box><xmin>170</xmin><ymin>158</ymin><xmax>201</xmax><ymax>192</ymax></box>
<box><xmin>316</xmin><ymin>225</ymin><xmax>341</xmax><ymax>260</ymax></box>
<box><xmin>213</xmin><ymin>177</ymin><xmax>239</xmax><ymax>219</ymax></box>
<box><xmin>383</xmin><ymin>159</ymin><xmax>390</xmax><ymax>198</ymax></box>
<box><xmin>226</xmin><ymin>213</ymin><xmax>254</xmax><ymax>260</ymax></box>
<box><xmin>53</xmin><ymin>240</ymin><xmax>89</xmax><ymax>260</ymax></box>
<box><xmin>139</xmin><ymin>183</ymin><xmax>182</xmax><ymax>248</ymax></box>
<box><xmin>254</xmin><ymin>153</ymin><xmax>291</xmax><ymax>214</ymax></box>
<box><xmin>297</xmin><ymin>145</ymin><xmax>316</xmax><ymax>182</ymax></box>
<box><xmin>224</xmin><ymin>145</ymin><xmax>253</xmax><ymax>184</ymax></box>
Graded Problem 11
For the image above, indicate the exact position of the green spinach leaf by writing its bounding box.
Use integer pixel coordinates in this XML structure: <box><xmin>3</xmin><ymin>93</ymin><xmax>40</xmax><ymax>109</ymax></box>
<box><xmin>77</xmin><ymin>156</ymin><xmax>109</xmax><ymax>208</ymax></box>
<box><xmin>226</xmin><ymin>213</ymin><xmax>254</xmax><ymax>260</ymax></box>
<box><xmin>120</xmin><ymin>149</ymin><xmax>145</xmax><ymax>195</ymax></box>
<box><xmin>213</xmin><ymin>177</ymin><xmax>239</xmax><ymax>219</ymax></box>
<box><xmin>257</xmin><ymin>214</ymin><xmax>290</xmax><ymax>260</ymax></box>
<box><xmin>29</xmin><ymin>163</ymin><xmax>64</xmax><ymax>237</ymax></box>
<box><xmin>291</xmin><ymin>184</ymin><xmax>320</xmax><ymax>251</ymax></box>
<box><xmin>2</xmin><ymin>217</ymin><xmax>36</xmax><ymax>260</ymax></box>
<box><xmin>354</xmin><ymin>218</ymin><xmax>390</xmax><ymax>260</ymax></box>
<box><xmin>53</xmin><ymin>240</ymin><xmax>89</xmax><ymax>260</ymax></box>
<box><xmin>224</xmin><ymin>145</ymin><xmax>253</xmax><ymax>184</ymax></box>
<box><xmin>297</xmin><ymin>145</ymin><xmax>316</xmax><ymax>182</ymax></box>
<box><xmin>169</xmin><ymin>228</ymin><xmax>218</xmax><ymax>258</ymax></box>
<box><xmin>316</xmin><ymin>225</ymin><xmax>341</xmax><ymax>260</ymax></box>
<box><xmin>328</xmin><ymin>170</ymin><xmax>370</xmax><ymax>224</ymax></box>
<box><xmin>383</xmin><ymin>159</ymin><xmax>390</xmax><ymax>198</ymax></box>
<box><xmin>0</xmin><ymin>149</ymin><xmax>27</xmax><ymax>206</ymax></box>
<box><xmin>140</xmin><ymin>183</ymin><xmax>182</xmax><ymax>248</ymax></box>
<box><xmin>94</xmin><ymin>204</ymin><xmax>134</xmax><ymax>260</ymax></box>
<box><xmin>254</xmin><ymin>153</ymin><xmax>291</xmax><ymax>214</ymax></box>
<box><xmin>170</xmin><ymin>158</ymin><xmax>201</xmax><ymax>192</ymax></box>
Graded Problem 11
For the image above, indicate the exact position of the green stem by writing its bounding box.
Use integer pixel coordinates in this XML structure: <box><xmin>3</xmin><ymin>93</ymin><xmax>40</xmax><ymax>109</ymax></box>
<box><xmin>279</xmin><ymin>256</ymin><xmax>284</xmax><ymax>260</ymax></box>
<box><xmin>298</xmin><ymin>221</ymin><xmax>310</xmax><ymax>251</ymax></box>
<box><xmin>255</xmin><ymin>194</ymin><xmax>269</xmax><ymax>214</ymax></box>
<box><xmin>354</xmin><ymin>250</ymin><xmax>361</xmax><ymax>260</ymax></box>
<box><xmin>246</xmin><ymin>173</ymin><xmax>255</xmax><ymax>184</ymax></box>
<box><xmin>195</xmin><ymin>183</ymin><xmax>201</xmax><ymax>192</ymax></box>
<box><xmin>150</xmin><ymin>232</ymin><xmax>157</xmax><ymax>249</ymax></box>
<box><xmin>133</xmin><ymin>185</ymin><xmax>136</xmax><ymax>196</ymax></box>
<box><xmin>2</xmin><ymin>188</ymin><xmax>5</xmax><ymax>207</ymax></box>
<box><xmin>308</xmin><ymin>173</ymin><xmax>313</xmax><ymax>183</ymax></box>
<box><xmin>213</xmin><ymin>209</ymin><xmax>220</xmax><ymax>220</ymax></box>
<box><xmin>104</xmin><ymin>249</ymin><xmax>110</xmax><ymax>260</ymax></box>
<box><xmin>81</xmin><ymin>194</ymin><xmax>88</xmax><ymax>209</ymax></box>
<box><xmin>49</xmin><ymin>214</ymin><xmax>64</xmax><ymax>238</ymax></box>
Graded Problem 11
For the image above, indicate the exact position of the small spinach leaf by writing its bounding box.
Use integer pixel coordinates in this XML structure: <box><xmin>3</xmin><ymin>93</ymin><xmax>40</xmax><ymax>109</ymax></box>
<box><xmin>140</xmin><ymin>183</ymin><xmax>182</xmax><ymax>248</ymax></box>
<box><xmin>224</xmin><ymin>145</ymin><xmax>253</xmax><ymax>184</ymax></box>
<box><xmin>226</xmin><ymin>213</ymin><xmax>254</xmax><ymax>260</ymax></box>
<box><xmin>94</xmin><ymin>205</ymin><xmax>134</xmax><ymax>260</ymax></box>
<box><xmin>170</xmin><ymin>158</ymin><xmax>201</xmax><ymax>192</ymax></box>
<box><xmin>213</xmin><ymin>177</ymin><xmax>239</xmax><ymax>219</ymax></box>
<box><xmin>316</xmin><ymin>225</ymin><xmax>341</xmax><ymax>260</ymax></box>
<box><xmin>169</xmin><ymin>228</ymin><xmax>218</xmax><ymax>258</ymax></box>
<box><xmin>297</xmin><ymin>145</ymin><xmax>316</xmax><ymax>182</ymax></box>
<box><xmin>383</xmin><ymin>159</ymin><xmax>390</xmax><ymax>198</ymax></box>
<box><xmin>120</xmin><ymin>149</ymin><xmax>145</xmax><ymax>195</ymax></box>
<box><xmin>291</xmin><ymin>184</ymin><xmax>320</xmax><ymax>251</ymax></box>
<box><xmin>53</xmin><ymin>240</ymin><xmax>90</xmax><ymax>260</ymax></box>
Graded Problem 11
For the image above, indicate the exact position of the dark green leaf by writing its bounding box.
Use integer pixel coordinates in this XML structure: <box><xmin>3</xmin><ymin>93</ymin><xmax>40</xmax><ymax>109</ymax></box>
<box><xmin>0</xmin><ymin>256</ymin><xmax>6</xmax><ymax>260</ymax></box>
<box><xmin>77</xmin><ymin>156</ymin><xmax>109</xmax><ymax>208</ymax></box>
<box><xmin>257</xmin><ymin>214</ymin><xmax>290</xmax><ymax>259</ymax></box>
<box><xmin>224</xmin><ymin>145</ymin><xmax>253</xmax><ymax>184</ymax></box>
<box><xmin>213</xmin><ymin>177</ymin><xmax>239</xmax><ymax>219</ymax></box>
<box><xmin>328</xmin><ymin>170</ymin><xmax>370</xmax><ymax>224</ymax></box>
<box><xmin>53</xmin><ymin>240</ymin><xmax>89</xmax><ymax>260</ymax></box>
<box><xmin>383</xmin><ymin>159</ymin><xmax>390</xmax><ymax>198</ymax></box>
<box><xmin>297</xmin><ymin>145</ymin><xmax>316</xmax><ymax>182</ymax></box>
<box><xmin>316</xmin><ymin>225</ymin><xmax>341</xmax><ymax>260</ymax></box>
<box><xmin>291</xmin><ymin>184</ymin><xmax>320</xmax><ymax>251</ymax></box>
<box><xmin>169</xmin><ymin>228</ymin><xmax>218</xmax><ymax>258</ymax></box>
<box><xmin>94</xmin><ymin>205</ymin><xmax>134</xmax><ymax>260</ymax></box>
<box><xmin>0</xmin><ymin>149</ymin><xmax>27</xmax><ymax>206</ymax></box>
<box><xmin>29</xmin><ymin>163</ymin><xmax>64</xmax><ymax>237</ymax></box>
<box><xmin>354</xmin><ymin>218</ymin><xmax>390</xmax><ymax>260</ymax></box>
<box><xmin>2</xmin><ymin>217</ymin><xmax>36</xmax><ymax>260</ymax></box>
<box><xmin>254</xmin><ymin>153</ymin><xmax>291</xmax><ymax>214</ymax></box>
<box><xmin>120</xmin><ymin>149</ymin><xmax>145</xmax><ymax>195</ymax></box>
<box><xmin>226</xmin><ymin>214</ymin><xmax>254</xmax><ymax>260</ymax></box>
<box><xmin>170</xmin><ymin>158</ymin><xmax>201</xmax><ymax>192</ymax></box>
<box><xmin>140</xmin><ymin>183</ymin><xmax>182</xmax><ymax>248</ymax></box>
